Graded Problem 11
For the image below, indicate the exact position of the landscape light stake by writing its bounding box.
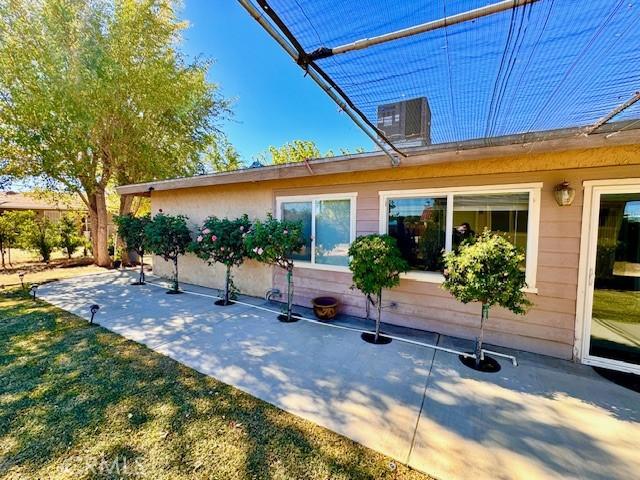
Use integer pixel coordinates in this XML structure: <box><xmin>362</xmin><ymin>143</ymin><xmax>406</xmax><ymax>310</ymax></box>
<box><xmin>29</xmin><ymin>283</ymin><xmax>39</xmax><ymax>299</ymax></box>
<box><xmin>19</xmin><ymin>272</ymin><xmax>25</xmax><ymax>289</ymax></box>
<box><xmin>89</xmin><ymin>304</ymin><xmax>100</xmax><ymax>324</ymax></box>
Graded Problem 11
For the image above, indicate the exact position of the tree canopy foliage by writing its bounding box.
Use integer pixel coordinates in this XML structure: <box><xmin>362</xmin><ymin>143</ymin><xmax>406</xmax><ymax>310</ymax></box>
<box><xmin>255</xmin><ymin>140</ymin><xmax>365</xmax><ymax>166</ymax></box>
<box><xmin>145</xmin><ymin>213</ymin><xmax>191</xmax><ymax>291</ymax></box>
<box><xmin>442</xmin><ymin>229</ymin><xmax>531</xmax><ymax>313</ymax></box>
<box><xmin>0</xmin><ymin>0</ymin><xmax>229</xmax><ymax>265</ymax></box>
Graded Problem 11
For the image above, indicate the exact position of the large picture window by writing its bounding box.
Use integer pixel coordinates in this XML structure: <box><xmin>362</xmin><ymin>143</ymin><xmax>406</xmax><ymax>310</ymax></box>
<box><xmin>277</xmin><ymin>193</ymin><xmax>356</xmax><ymax>269</ymax></box>
<box><xmin>380</xmin><ymin>184</ymin><xmax>541</xmax><ymax>288</ymax></box>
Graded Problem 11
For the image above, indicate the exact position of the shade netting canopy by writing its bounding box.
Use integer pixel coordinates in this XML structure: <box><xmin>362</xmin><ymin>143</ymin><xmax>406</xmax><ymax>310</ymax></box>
<box><xmin>246</xmin><ymin>0</ymin><xmax>640</xmax><ymax>151</ymax></box>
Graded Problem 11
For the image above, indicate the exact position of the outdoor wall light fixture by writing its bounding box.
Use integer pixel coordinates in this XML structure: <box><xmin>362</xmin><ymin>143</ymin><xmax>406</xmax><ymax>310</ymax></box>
<box><xmin>89</xmin><ymin>304</ymin><xmax>100</xmax><ymax>324</ymax></box>
<box><xmin>29</xmin><ymin>283</ymin><xmax>39</xmax><ymax>299</ymax></box>
<box><xmin>554</xmin><ymin>181</ymin><xmax>575</xmax><ymax>206</ymax></box>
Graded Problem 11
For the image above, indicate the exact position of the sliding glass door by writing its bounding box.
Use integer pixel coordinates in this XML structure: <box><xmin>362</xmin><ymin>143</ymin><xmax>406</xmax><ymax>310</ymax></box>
<box><xmin>583</xmin><ymin>185</ymin><xmax>640</xmax><ymax>373</ymax></box>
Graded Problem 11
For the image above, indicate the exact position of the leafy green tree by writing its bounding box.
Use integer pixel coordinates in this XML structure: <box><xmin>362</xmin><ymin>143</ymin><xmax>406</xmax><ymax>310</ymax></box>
<box><xmin>208</xmin><ymin>140</ymin><xmax>243</xmax><ymax>173</ymax></box>
<box><xmin>22</xmin><ymin>216</ymin><xmax>59</xmax><ymax>263</ymax></box>
<box><xmin>443</xmin><ymin>229</ymin><xmax>532</xmax><ymax>367</ymax></box>
<box><xmin>114</xmin><ymin>213</ymin><xmax>151</xmax><ymax>284</ymax></box>
<box><xmin>145</xmin><ymin>214</ymin><xmax>191</xmax><ymax>293</ymax></box>
<box><xmin>348</xmin><ymin>234</ymin><xmax>409</xmax><ymax>344</ymax></box>
<box><xmin>58</xmin><ymin>213</ymin><xmax>84</xmax><ymax>259</ymax></box>
<box><xmin>0</xmin><ymin>210</ymin><xmax>34</xmax><ymax>268</ymax></box>
<box><xmin>0</xmin><ymin>0</ymin><xmax>229</xmax><ymax>267</ymax></box>
<box><xmin>244</xmin><ymin>214</ymin><xmax>305</xmax><ymax>322</ymax></box>
<box><xmin>190</xmin><ymin>215</ymin><xmax>251</xmax><ymax>305</ymax></box>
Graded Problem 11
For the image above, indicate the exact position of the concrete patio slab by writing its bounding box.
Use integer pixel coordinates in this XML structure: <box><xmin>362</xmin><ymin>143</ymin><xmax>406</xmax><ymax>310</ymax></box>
<box><xmin>39</xmin><ymin>270</ymin><xmax>640</xmax><ymax>480</ymax></box>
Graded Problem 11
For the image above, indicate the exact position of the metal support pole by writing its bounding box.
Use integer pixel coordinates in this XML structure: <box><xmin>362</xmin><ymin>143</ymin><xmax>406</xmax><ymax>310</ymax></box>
<box><xmin>236</xmin><ymin>0</ymin><xmax>402</xmax><ymax>166</ymax></box>
<box><xmin>584</xmin><ymin>91</ymin><xmax>640</xmax><ymax>135</ymax></box>
<box><xmin>310</xmin><ymin>0</ymin><xmax>538</xmax><ymax>58</ymax></box>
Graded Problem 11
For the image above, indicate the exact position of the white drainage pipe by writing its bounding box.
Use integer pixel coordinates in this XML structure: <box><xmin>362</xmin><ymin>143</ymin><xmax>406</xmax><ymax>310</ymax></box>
<box><xmin>145</xmin><ymin>279</ymin><xmax>518</xmax><ymax>366</ymax></box>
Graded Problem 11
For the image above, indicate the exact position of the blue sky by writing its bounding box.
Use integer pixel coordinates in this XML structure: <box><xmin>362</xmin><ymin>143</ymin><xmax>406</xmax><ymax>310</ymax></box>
<box><xmin>178</xmin><ymin>1</ymin><xmax>370</xmax><ymax>163</ymax></box>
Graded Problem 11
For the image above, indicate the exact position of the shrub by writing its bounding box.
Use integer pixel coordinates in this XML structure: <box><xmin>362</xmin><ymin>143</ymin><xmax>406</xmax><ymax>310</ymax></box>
<box><xmin>443</xmin><ymin>229</ymin><xmax>531</xmax><ymax>365</ymax></box>
<box><xmin>114</xmin><ymin>213</ymin><xmax>151</xmax><ymax>284</ymax></box>
<box><xmin>348</xmin><ymin>234</ymin><xmax>409</xmax><ymax>343</ymax></box>
<box><xmin>190</xmin><ymin>215</ymin><xmax>252</xmax><ymax>305</ymax></box>
<box><xmin>0</xmin><ymin>210</ymin><xmax>34</xmax><ymax>268</ymax></box>
<box><xmin>145</xmin><ymin>213</ymin><xmax>192</xmax><ymax>292</ymax></box>
<box><xmin>23</xmin><ymin>216</ymin><xmax>59</xmax><ymax>263</ymax></box>
<box><xmin>244</xmin><ymin>213</ymin><xmax>305</xmax><ymax>321</ymax></box>
<box><xmin>58</xmin><ymin>213</ymin><xmax>84</xmax><ymax>259</ymax></box>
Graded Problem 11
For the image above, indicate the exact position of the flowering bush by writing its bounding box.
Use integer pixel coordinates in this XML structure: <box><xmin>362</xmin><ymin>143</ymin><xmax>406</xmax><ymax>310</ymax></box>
<box><xmin>348</xmin><ymin>234</ymin><xmax>409</xmax><ymax>343</ymax></box>
<box><xmin>443</xmin><ymin>229</ymin><xmax>531</xmax><ymax>365</ymax></box>
<box><xmin>244</xmin><ymin>213</ymin><xmax>305</xmax><ymax>321</ymax></box>
<box><xmin>145</xmin><ymin>214</ymin><xmax>192</xmax><ymax>292</ymax></box>
<box><xmin>190</xmin><ymin>215</ymin><xmax>251</xmax><ymax>305</ymax></box>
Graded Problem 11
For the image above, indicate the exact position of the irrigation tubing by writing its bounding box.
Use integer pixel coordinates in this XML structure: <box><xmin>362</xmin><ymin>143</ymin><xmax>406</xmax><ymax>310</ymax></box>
<box><xmin>145</xmin><ymin>279</ymin><xmax>518</xmax><ymax>367</ymax></box>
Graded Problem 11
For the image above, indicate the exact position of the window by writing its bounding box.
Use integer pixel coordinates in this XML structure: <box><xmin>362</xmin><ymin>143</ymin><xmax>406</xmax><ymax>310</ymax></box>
<box><xmin>380</xmin><ymin>184</ymin><xmax>541</xmax><ymax>289</ymax></box>
<box><xmin>277</xmin><ymin>193</ymin><xmax>357</xmax><ymax>270</ymax></box>
<box><xmin>453</xmin><ymin>193</ymin><xmax>529</xmax><ymax>254</ymax></box>
<box><xmin>388</xmin><ymin>197</ymin><xmax>447</xmax><ymax>272</ymax></box>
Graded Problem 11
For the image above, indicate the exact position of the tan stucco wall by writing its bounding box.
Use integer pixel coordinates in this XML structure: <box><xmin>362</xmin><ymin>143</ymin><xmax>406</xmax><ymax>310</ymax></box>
<box><xmin>148</xmin><ymin>144</ymin><xmax>640</xmax><ymax>359</ymax></box>
<box><xmin>150</xmin><ymin>184</ymin><xmax>274</xmax><ymax>298</ymax></box>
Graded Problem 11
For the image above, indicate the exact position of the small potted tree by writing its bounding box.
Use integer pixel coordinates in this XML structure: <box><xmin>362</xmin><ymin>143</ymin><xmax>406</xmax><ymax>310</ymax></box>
<box><xmin>190</xmin><ymin>215</ymin><xmax>251</xmax><ymax>306</ymax></box>
<box><xmin>348</xmin><ymin>234</ymin><xmax>409</xmax><ymax>344</ymax></box>
<box><xmin>145</xmin><ymin>213</ymin><xmax>192</xmax><ymax>293</ymax></box>
<box><xmin>244</xmin><ymin>213</ymin><xmax>304</xmax><ymax>322</ymax></box>
<box><xmin>114</xmin><ymin>213</ymin><xmax>151</xmax><ymax>285</ymax></box>
<box><xmin>443</xmin><ymin>229</ymin><xmax>531</xmax><ymax>371</ymax></box>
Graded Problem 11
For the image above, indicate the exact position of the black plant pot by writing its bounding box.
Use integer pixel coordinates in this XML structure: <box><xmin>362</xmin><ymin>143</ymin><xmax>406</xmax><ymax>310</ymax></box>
<box><xmin>459</xmin><ymin>353</ymin><xmax>501</xmax><ymax>373</ymax></box>
<box><xmin>361</xmin><ymin>332</ymin><xmax>392</xmax><ymax>345</ymax></box>
<box><xmin>277</xmin><ymin>313</ymin><xmax>299</xmax><ymax>323</ymax></box>
<box><xmin>113</xmin><ymin>260</ymin><xmax>122</xmax><ymax>269</ymax></box>
<box><xmin>593</xmin><ymin>367</ymin><xmax>640</xmax><ymax>393</ymax></box>
<box><xmin>166</xmin><ymin>289</ymin><xmax>183</xmax><ymax>295</ymax></box>
<box><xmin>214</xmin><ymin>299</ymin><xmax>235</xmax><ymax>306</ymax></box>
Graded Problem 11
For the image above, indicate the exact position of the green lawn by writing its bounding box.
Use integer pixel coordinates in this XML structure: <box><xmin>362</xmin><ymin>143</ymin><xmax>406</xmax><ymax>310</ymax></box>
<box><xmin>593</xmin><ymin>289</ymin><xmax>640</xmax><ymax>324</ymax></box>
<box><xmin>0</xmin><ymin>289</ymin><xmax>430</xmax><ymax>480</ymax></box>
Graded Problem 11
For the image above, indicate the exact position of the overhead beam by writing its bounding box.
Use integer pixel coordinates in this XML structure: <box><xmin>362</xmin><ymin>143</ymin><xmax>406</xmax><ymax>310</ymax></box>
<box><xmin>237</xmin><ymin>0</ymin><xmax>402</xmax><ymax>166</ymax></box>
<box><xmin>583</xmin><ymin>91</ymin><xmax>640</xmax><ymax>136</ymax></box>
<box><xmin>309</xmin><ymin>0</ymin><xmax>538</xmax><ymax>60</ymax></box>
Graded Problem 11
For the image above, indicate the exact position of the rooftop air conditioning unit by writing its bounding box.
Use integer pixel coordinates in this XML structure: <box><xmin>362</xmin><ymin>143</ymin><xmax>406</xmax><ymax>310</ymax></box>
<box><xmin>377</xmin><ymin>97</ymin><xmax>431</xmax><ymax>147</ymax></box>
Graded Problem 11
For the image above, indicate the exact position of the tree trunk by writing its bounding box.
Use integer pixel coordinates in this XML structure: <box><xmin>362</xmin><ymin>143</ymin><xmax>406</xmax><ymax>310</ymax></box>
<box><xmin>88</xmin><ymin>188</ymin><xmax>111</xmax><ymax>267</ymax></box>
<box><xmin>118</xmin><ymin>194</ymin><xmax>134</xmax><ymax>266</ymax></box>
<box><xmin>374</xmin><ymin>290</ymin><xmax>382</xmax><ymax>343</ymax></box>
<box><xmin>475</xmin><ymin>303</ymin><xmax>490</xmax><ymax>366</ymax></box>
<box><xmin>0</xmin><ymin>246</ymin><xmax>5</xmax><ymax>270</ymax></box>
<box><xmin>224</xmin><ymin>264</ymin><xmax>231</xmax><ymax>305</ymax></box>
<box><xmin>139</xmin><ymin>253</ymin><xmax>145</xmax><ymax>284</ymax></box>
<box><xmin>286</xmin><ymin>266</ymin><xmax>293</xmax><ymax>321</ymax></box>
<box><xmin>172</xmin><ymin>257</ymin><xmax>179</xmax><ymax>292</ymax></box>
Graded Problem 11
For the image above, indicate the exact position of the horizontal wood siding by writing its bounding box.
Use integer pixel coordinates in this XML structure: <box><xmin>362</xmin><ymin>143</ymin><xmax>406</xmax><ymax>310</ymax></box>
<box><xmin>273</xmin><ymin>164</ymin><xmax>640</xmax><ymax>359</ymax></box>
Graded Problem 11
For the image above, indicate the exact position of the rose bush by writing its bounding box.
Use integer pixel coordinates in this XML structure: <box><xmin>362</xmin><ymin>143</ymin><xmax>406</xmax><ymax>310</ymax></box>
<box><xmin>244</xmin><ymin>213</ymin><xmax>305</xmax><ymax>321</ymax></box>
<box><xmin>190</xmin><ymin>215</ymin><xmax>251</xmax><ymax>305</ymax></box>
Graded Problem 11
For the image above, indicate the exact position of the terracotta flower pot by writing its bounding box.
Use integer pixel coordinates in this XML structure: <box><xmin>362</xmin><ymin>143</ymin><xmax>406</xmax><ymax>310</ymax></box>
<box><xmin>312</xmin><ymin>296</ymin><xmax>339</xmax><ymax>321</ymax></box>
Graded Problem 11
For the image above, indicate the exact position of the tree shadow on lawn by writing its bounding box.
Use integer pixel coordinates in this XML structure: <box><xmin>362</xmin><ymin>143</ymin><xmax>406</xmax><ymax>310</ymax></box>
<box><xmin>0</xmin><ymin>290</ymin><xmax>427</xmax><ymax>480</ymax></box>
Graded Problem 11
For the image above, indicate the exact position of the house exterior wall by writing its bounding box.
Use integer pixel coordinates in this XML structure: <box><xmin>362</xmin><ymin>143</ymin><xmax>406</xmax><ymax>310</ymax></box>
<box><xmin>149</xmin><ymin>144</ymin><xmax>640</xmax><ymax>359</ymax></box>
<box><xmin>151</xmin><ymin>183</ymin><xmax>274</xmax><ymax>298</ymax></box>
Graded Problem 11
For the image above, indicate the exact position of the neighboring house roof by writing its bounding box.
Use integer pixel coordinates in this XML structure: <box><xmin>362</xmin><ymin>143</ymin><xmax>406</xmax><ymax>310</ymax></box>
<box><xmin>116</xmin><ymin>124</ymin><xmax>640</xmax><ymax>196</ymax></box>
<box><xmin>0</xmin><ymin>191</ymin><xmax>85</xmax><ymax>211</ymax></box>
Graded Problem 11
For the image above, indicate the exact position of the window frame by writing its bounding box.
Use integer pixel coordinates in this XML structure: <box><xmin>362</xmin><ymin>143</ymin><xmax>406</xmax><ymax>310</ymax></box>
<box><xmin>378</xmin><ymin>183</ymin><xmax>542</xmax><ymax>291</ymax></box>
<box><xmin>276</xmin><ymin>192</ymin><xmax>357</xmax><ymax>272</ymax></box>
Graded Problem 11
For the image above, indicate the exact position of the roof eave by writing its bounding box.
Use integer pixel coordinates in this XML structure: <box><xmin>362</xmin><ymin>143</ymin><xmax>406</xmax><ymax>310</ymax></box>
<box><xmin>116</xmin><ymin>125</ymin><xmax>640</xmax><ymax>196</ymax></box>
